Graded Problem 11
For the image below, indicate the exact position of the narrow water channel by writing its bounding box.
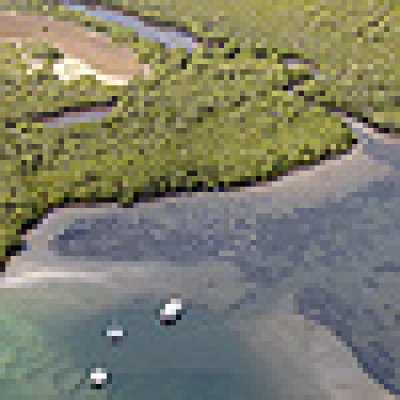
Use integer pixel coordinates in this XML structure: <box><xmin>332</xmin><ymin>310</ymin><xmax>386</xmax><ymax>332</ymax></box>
<box><xmin>43</xmin><ymin>109</ymin><xmax>112</xmax><ymax>127</ymax></box>
<box><xmin>36</xmin><ymin>0</ymin><xmax>319</xmax><ymax>127</ymax></box>
<box><xmin>62</xmin><ymin>0</ymin><xmax>198</xmax><ymax>53</ymax></box>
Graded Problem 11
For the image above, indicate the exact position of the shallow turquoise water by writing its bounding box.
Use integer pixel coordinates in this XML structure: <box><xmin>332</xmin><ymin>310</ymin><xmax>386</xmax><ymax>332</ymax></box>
<box><xmin>0</xmin><ymin>288</ymin><xmax>322</xmax><ymax>399</ymax></box>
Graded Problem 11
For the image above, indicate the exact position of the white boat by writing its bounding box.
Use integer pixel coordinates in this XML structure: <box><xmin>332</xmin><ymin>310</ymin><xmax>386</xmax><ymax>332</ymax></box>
<box><xmin>104</xmin><ymin>320</ymin><xmax>125</xmax><ymax>342</ymax></box>
<box><xmin>106</xmin><ymin>327</ymin><xmax>124</xmax><ymax>339</ymax></box>
<box><xmin>159</xmin><ymin>297</ymin><xmax>183</xmax><ymax>324</ymax></box>
<box><xmin>90</xmin><ymin>367</ymin><xmax>109</xmax><ymax>387</ymax></box>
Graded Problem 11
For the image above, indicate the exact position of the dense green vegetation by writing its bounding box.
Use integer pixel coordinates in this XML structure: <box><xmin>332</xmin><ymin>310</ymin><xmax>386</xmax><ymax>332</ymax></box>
<box><xmin>0</xmin><ymin>1</ymin><xmax>358</xmax><ymax>266</ymax></box>
<box><xmin>79</xmin><ymin>0</ymin><xmax>399</xmax><ymax>131</ymax></box>
<box><xmin>1</xmin><ymin>0</ymin><xmax>398</xmax><ymax>131</ymax></box>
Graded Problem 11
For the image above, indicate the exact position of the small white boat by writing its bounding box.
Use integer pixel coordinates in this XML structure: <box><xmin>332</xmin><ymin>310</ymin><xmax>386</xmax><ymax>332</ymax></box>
<box><xmin>104</xmin><ymin>320</ymin><xmax>125</xmax><ymax>342</ymax></box>
<box><xmin>90</xmin><ymin>367</ymin><xmax>109</xmax><ymax>387</ymax></box>
<box><xmin>106</xmin><ymin>327</ymin><xmax>125</xmax><ymax>339</ymax></box>
<box><xmin>159</xmin><ymin>297</ymin><xmax>184</xmax><ymax>324</ymax></box>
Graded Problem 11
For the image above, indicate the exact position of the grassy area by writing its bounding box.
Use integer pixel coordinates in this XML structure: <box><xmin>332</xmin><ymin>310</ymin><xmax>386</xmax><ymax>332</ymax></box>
<box><xmin>0</xmin><ymin>2</ymin><xmax>356</xmax><ymax>266</ymax></box>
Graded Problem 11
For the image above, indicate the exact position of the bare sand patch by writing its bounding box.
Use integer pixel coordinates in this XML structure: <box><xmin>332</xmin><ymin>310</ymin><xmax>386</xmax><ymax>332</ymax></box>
<box><xmin>52</xmin><ymin>54</ymin><xmax>131</xmax><ymax>85</ymax></box>
<box><xmin>0</xmin><ymin>11</ymin><xmax>150</xmax><ymax>81</ymax></box>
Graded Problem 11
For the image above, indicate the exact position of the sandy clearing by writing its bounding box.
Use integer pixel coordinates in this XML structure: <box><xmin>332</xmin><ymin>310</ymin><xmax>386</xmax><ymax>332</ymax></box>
<box><xmin>0</xmin><ymin>37</ymin><xmax>131</xmax><ymax>85</ymax></box>
<box><xmin>0</xmin><ymin>11</ymin><xmax>150</xmax><ymax>81</ymax></box>
<box><xmin>52</xmin><ymin>54</ymin><xmax>131</xmax><ymax>85</ymax></box>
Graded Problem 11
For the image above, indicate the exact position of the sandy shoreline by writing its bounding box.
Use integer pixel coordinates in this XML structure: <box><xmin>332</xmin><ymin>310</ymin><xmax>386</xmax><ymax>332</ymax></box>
<box><xmin>18</xmin><ymin>120</ymin><xmax>394</xmax><ymax>249</ymax></box>
<box><xmin>8</xmin><ymin>117</ymin><xmax>397</xmax><ymax>290</ymax></box>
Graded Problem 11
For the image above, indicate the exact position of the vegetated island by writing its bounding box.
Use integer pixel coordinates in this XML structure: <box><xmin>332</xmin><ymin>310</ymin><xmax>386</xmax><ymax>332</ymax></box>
<box><xmin>0</xmin><ymin>2</ymin><xmax>355</xmax><ymax>270</ymax></box>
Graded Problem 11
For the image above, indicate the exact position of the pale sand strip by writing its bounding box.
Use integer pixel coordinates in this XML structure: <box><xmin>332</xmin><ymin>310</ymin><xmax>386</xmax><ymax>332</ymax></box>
<box><xmin>0</xmin><ymin>11</ymin><xmax>150</xmax><ymax>81</ymax></box>
<box><xmin>1</xmin><ymin>269</ymin><xmax>108</xmax><ymax>287</ymax></box>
